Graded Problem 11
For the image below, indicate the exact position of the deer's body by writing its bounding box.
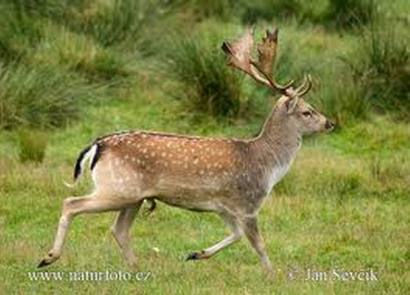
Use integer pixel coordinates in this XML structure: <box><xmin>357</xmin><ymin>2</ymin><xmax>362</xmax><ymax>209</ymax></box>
<box><xmin>87</xmin><ymin>99</ymin><xmax>300</xmax><ymax>217</ymax></box>
<box><xmin>38</xmin><ymin>28</ymin><xmax>334</xmax><ymax>273</ymax></box>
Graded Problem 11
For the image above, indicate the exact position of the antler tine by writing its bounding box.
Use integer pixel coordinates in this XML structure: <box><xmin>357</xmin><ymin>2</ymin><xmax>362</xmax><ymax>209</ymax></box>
<box><xmin>295</xmin><ymin>74</ymin><xmax>312</xmax><ymax>97</ymax></box>
<box><xmin>295</xmin><ymin>75</ymin><xmax>308</xmax><ymax>93</ymax></box>
<box><xmin>221</xmin><ymin>29</ymin><xmax>272</xmax><ymax>89</ymax></box>
<box><xmin>222</xmin><ymin>27</ymin><xmax>295</xmax><ymax>95</ymax></box>
<box><xmin>255</xmin><ymin>28</ymin><xmax>294</xmax><ymax>93</ymax></box>
<box><xmin>250</xmin><ymin>61</ymin><xmax>294</xmax><ymax>94</ymax></box>
<box><xmin>252</xmin><ymin>60</ymin><xmax>294</xmax><ymax>89</ymax></box>
<box><xmin>256</xmin><ymin>28</ymin><xmax>278</xmax><ymax>78</ymax></box>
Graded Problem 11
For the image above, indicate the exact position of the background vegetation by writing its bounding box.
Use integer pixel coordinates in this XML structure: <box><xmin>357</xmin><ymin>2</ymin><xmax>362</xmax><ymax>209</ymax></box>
<box><xmin>0</xmin><ymin>0</ymin><xmax>408</xmax><ymax>294</ymax></box>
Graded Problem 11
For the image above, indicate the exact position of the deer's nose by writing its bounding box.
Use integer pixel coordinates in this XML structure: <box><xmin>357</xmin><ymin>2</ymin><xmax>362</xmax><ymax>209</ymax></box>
<box><xmin>325</xmin><ymin>120</ymin><xmax>335</xmax><ymax>130</ymax></box>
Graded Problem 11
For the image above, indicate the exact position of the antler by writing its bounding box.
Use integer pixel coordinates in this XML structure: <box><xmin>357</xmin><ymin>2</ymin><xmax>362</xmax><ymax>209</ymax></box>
<box><xmin>222</xmin><ymin>28</ymin><xmax>311</xmax><ymax>97</ymax></box>
<box><xmin>257</xmin><ymin>29</ymin><xmax>278</xmax><ymax>77</ymax></box>
<box><xmin>283</xmin><ymin>74</ymin><xmax>313</xmax><ymax>113</ymax></box>
<box><xmin>221</xmin><ymin>28</ymin><xmax>293</xmax><ymax>95</ymax></box>
<box><xmin>294</xmin><ymin>74</ymin><xmax>312</xmax><ymax>96</ymax></box>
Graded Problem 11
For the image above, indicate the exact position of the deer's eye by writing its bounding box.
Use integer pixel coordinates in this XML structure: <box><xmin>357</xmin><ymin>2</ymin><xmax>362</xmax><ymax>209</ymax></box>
<box><xmin>302</xmin><ymin>111</ymin><xmax>312</xmax><ymax>117</ymax></box>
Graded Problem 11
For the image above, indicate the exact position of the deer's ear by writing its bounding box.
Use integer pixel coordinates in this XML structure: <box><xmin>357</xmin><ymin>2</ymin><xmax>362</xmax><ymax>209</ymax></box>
<box><xmin>285</xmin><ymin>97</ymin><xmax>299</xmax><ymax>114</ymax></box>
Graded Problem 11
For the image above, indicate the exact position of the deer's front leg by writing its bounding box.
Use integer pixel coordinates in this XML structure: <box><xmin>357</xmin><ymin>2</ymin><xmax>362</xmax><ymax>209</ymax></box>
<box><xmin>241</xmin><ymin>217</ymin><xmax>273</xmax><ymax>274</ymax></box>
<box><xmin>186</xmin><ymin>214</ymin><xmax>243</xmax><ymax>260</ymax></box>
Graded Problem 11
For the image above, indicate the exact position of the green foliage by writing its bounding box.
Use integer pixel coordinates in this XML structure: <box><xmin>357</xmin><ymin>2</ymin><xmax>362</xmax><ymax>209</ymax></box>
<box><xmin>183</xmin><ymin>0</ymin><xmax>236</xmax><ymax>22</ymax></box>
<box><xmin>324</xmin><ymin>0</ymin><xmax>375</xmax><ymax>29</ymax></box>
<box><xmin>1</xmin><ymin>0</ymin><xmax>165</xmax><ymax>47</ymax></box>
<box><xmin>314</xmin><ymin>73</ymin><xmax>370</xmax><ymax>126</ymax></box>
<box><xmin>342</xmin><ymin>24</ymin><xmax>410</xmax><ymax>114</ymax></box>
<box><xmin>1</xmin><ymin>0</ymin><xmax>408</xmax><ymax>126</ymax></box>
<box><xmin>240</xmin><ymin>0</ymin><xmax>305</xmax><ymax>24</ymax></box>
<box><xmin>33</xmin><ymin>24</ymin><xmax>132</xmax><ymax>81</ymax></box>
<box><xmin>62</xmin><ymin>0</ymin><xmax>164</xmax><ymax>47</ymax></box>
<box><xmin>17</xmin><ymin>129</ymin><xmax>48</xmax><ymax>163</ymax></box>
<box><xmin>0</xmin><ymin>1</ymin><xmax>42</xmax><ymax>62</ymax></box>
<box><xmin>0</xmin><ymin>63</ymin><xmax>101</xmax><ymax>130</ymax></box>
<box><xmin>239</xmin><ymin>0</ymin><xmax>376</xmax><ymax>29</ymax></box>
<box><xmin>164</xmin><ymin>34</ymin><xmax>245</xmax><ymax>117</ymax></box>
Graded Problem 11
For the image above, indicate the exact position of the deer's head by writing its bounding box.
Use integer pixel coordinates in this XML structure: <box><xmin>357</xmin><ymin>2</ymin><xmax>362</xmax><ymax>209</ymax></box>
<box><xmin>222</xmin><ymin>28</ymin><xmax>334</xmax><ymax>135</ymax></box>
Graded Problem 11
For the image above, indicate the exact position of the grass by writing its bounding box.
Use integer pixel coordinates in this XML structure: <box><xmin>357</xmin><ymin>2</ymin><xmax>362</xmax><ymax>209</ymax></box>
<box><xmin>0</xmin><ymin>92</ymin><xmax>409</xmax><ymax>294</ymax></box>
<box><xmin>0</xmin><ymin>0</ymin><xmax>409</xmax><ymax>293</ymax></box>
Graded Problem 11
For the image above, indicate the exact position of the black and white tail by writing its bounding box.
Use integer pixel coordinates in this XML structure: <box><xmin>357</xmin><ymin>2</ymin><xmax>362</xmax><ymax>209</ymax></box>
<box><xmin>64</xmin><ymin>143</ymin><xmax>101</xmax><ymax>187</ymax></box>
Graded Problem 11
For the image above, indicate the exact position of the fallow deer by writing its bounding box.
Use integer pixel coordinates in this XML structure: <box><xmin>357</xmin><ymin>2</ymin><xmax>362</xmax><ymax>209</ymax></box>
<box><xmin>38</xmin><ymin>28</ymin><xmax>334</xmax><ymax>273</ymax></box>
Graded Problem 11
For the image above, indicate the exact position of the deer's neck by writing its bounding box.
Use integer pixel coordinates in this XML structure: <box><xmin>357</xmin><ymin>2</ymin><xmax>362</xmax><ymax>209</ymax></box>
<box><xmin>250</xmin><ymin>109</ymin><xmax>302</xmax><ymax>193</ymax></box>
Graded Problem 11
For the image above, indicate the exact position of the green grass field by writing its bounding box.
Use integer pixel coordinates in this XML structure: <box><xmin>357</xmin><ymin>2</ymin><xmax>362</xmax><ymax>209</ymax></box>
<box><xmin>0</xmin><ymin>0</ymin><xmax>409</xmax><ymax>294</ymax></box>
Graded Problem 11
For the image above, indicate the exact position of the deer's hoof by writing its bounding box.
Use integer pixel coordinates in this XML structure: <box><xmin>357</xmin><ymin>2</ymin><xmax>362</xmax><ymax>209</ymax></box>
<box><xmin>185</xmin><ymin>252</ymin><xmax>200</xmax><ymax>261</ymax></box>
<box><xmin>37</xmin><ymin>251</ymin><xmax>59</xmax><ymax>268</ymax></box>
<box><xmin>186</xmin><ymin>250</ymin><xmax>207</xmax><ymax>261</ymax></box>
<box><xmin>37</xmin><ymin>259</ymin><xmax>51</xmax><ymax>268</ymax></box>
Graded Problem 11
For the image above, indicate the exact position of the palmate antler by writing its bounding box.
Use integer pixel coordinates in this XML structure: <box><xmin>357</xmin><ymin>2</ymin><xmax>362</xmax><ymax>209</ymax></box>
<box><xmin>221</xmin><ymin>28</ymin><xmax>312</xmax><ymax>98</ymax></box>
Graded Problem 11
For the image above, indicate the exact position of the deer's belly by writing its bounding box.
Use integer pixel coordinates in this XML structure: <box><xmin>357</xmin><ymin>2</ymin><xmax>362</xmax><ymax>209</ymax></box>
<box><xmin>157</xmin><ymin>196</ymin><xmax>220</xmax><ymax>212</ymax></box>
<box><xmin>154</xmin><ymin>178</ymin><xmax>229</xmax><ymax>212</ymax></box>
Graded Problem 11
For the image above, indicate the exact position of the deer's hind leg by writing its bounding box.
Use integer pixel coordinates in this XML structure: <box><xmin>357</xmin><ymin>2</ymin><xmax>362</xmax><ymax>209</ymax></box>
<box><xmin>111</xmin><ymin>202</ymin><xmax>142</xmax><ymax>267</ymax></box>
<box><xmin>38</xmin><ymin>193</ymin><xmax>137</xmax><ymax>268</ymax></box>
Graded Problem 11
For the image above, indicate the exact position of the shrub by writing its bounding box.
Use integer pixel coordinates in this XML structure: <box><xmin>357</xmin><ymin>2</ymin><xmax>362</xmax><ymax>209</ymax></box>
<box><xmin>342</xmin><ymin>24</ymin><xmax>409</xmax><ymax>115</ymax></box>
<box><xmin>313</xmin><ymin>72</ymin><xmax>370</xmax><ymax>127</ymax></box>
<box><xmin>17</xmin><ymin>129</ymin><xmax>48</xmax><ymax>163</ymax></box>
<box><xmin>32</xmin><ymin>24</ymin><xmax>131</xmax><ymax>81</ymax></box>
<box><xmin>163</xmin><ymin>35</ymin><xmax>245</xmax><ymax>117</ymax></box>
<box><xmin>65</xmin><ymin>0</ymin><xmax>167</xmax><ymax>49</ymax></box>
<box><xmin>70</xmin><ymin>0</ymin><xmax>163</xmax><ymax>47</ymax></box>
<box><xmin>2</xmin><ymin>0</ymin><xmax>166</xmax><ymax>49</ymax></box>
<box><xmin>324</xmin><ymin>0</ymin><xmax>375</xmax><ymax>29</ymax></box>
<box><xmin>0</xmin><ymin>62</ymin><xmax>102</xmax><ymax>130</ymax></box>
<box><xmin>240</xmin><ymin>0</ymin><xmax>303</xmax><ymax>24</ymax></box>
<box><xmin>0</xmin><ymin>1</ymin><xmax>42</xmax><ymax>62</ymax></box>
<box><xmin>186</xmin><ymin>0</ymin><xmax>236</xmax><ymax>22</ymax></box>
